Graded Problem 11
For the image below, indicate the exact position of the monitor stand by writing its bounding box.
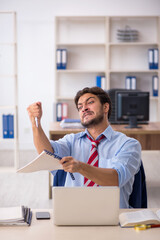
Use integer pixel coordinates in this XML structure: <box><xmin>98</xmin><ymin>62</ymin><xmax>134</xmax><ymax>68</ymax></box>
<box><xmin>125</xmin><ymin>116</ymin><xmax>142</xmax><ymax>129</ymax></box>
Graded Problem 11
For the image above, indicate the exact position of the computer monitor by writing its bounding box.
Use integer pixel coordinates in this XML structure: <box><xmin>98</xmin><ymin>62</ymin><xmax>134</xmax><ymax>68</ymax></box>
<box><xmin>116</xmin><ymin>91</ymin><xmax>150</xmax><ymax>128</ymax></box>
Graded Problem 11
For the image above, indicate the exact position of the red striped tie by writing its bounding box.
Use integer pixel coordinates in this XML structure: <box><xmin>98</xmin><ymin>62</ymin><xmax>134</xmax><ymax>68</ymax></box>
<box><xmin>84</xmin><ymin>135</ymin><xmax>105</xmax><ymax>187</ymax></box>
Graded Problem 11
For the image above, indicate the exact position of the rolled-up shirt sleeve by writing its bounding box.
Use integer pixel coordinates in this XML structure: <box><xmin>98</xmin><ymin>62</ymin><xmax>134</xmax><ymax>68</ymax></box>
<box><xmin>50</xmin><ymin>134</ymin><xmax>73</xmax><ymax>157</ymax></box>
<box><xmin>110</xmin><ymin>139</ymin><xmax>141</xmax><ymax>188</ymax></box>
<box><xmin>49</xmin><ymin>134</ymin><xmax>73</xmax><ymax>176</ymax></box>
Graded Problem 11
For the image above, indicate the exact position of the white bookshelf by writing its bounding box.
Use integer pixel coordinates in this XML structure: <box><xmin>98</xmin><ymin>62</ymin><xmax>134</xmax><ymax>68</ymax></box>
<box><xmin>0</xmin><ymin>12</ymin><xmax>19</xmax><ymax>172</ymax></box>
<box><xmin>54</xmin><ymin>16</ymin><xmax>160</xmax><ymax>121</ymax></box>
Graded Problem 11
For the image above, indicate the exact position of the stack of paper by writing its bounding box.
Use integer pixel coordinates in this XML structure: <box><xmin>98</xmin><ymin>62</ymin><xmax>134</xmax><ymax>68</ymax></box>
<box><xmin>0</xmin><ymin>206</ymin><xmax>32</xmax><ymax>226</ymax></box>
<box><xmin>117</xmin><ymin>25</ymin><xmax>139</xmax><ymax>42</ymax></box>
<box><xmin>60</xmin><ymin>119</ymin><xmax>83</xmax><ymax>129</ymax></box>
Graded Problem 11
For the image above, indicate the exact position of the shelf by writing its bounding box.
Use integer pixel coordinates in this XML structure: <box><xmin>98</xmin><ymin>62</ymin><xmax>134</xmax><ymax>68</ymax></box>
<box><xmin>109</xmin><ymin>69</ymin><xmax>159</xmax><ymax>73</ymax></box>
<box><xmin>56</xmin><ymin>69</ymin><xmax>106</xmax><ymax>73</ymax></box>
<box><xmin>0</xmin><ymin>138</ymin><xmax>15</xmax><ymax>142</ymax></box>
<box><xmin>56</xmin><ymin>43</ymin><xmax>106</xmax><ymax>46</ymax></box>
<box><xmin>56</xmin><ymin>96</ymin><xmax>160</xmax><ymax>102</ymax></box>
<box><xmin>150</xmin><ymin>96</ymin><xmax>159</xmax><ymax>100</ymax></box>
<box><xmin>57</xmin><ymin>96</ymin><xmax>74</xmax><ymax>100</ymax></box>
<box><xmin>0</xmin><ymin>166</ymin><xmax>16</xmax><ymax>172</ymax></box>
<box><xmin>55</xmin><ymin>16</ymin><xmax>160</xmax><ymax>122</ymax></box>
<box><xmin>109</xmin><ymin>42</ymin><xmax>159</xmax><ymax>46</ymax></box>
<box><xmin>0</xmin><ymin>42</ymin><xmax>16</xmax><ymax>46</ymax></box>
<box><xmin>0</xmin><ymin>12</ymin><xmax>19</xmax><ymax>170</ymax></box>
<box><xmin>0</xmin><ymin>105</ymin><xmax>16</xmax><ymax>109</ymax></box>
<box><xmin>0</xmin><ymin>74</ymin><xmax>17</xmax><ymax>78</ymax></box>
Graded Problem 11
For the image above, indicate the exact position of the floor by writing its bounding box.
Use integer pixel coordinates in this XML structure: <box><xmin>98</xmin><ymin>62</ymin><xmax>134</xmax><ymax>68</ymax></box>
<box><xmin>0</xmin><ymin>150</ymin><xmax>160</xmax><ymax>209</ymax></box>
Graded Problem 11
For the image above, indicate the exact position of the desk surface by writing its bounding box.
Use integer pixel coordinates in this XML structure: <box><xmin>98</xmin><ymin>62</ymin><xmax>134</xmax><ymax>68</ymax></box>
<box><xmin>49</xmin><ymin>122</ymin><xmax>160</xmax><ymax>150</ymax></box>
<box><xmin>1</xmin><ymin>209</ymin><xmax>160</xmax><ymax>240</ymax></box>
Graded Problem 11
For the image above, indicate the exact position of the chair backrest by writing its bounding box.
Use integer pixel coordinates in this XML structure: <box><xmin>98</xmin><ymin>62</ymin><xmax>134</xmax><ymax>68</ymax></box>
<box><xmin>53</xmin><ymin>170</ymin><xmax>66</xmax><ymax>187</ymax></box>
<box><xmin>129</xmin><ymin>161</ymin><xmax>147</xmax><ymax>208</ymax></box>
<box><xmin>53</xmin><ymin>161</ymin><xmax>147</xmax><ymax>208</ymax></box>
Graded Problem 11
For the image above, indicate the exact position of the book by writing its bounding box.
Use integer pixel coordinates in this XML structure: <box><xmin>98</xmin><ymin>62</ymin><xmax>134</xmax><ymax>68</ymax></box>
<box><xmin>17</xmin><ymin>150</ymin><xmax>63</xmax><ymax>173</ymax></box>
<box><xmin>0</xmin><ymin>206</ymin><xmax>32</xmax><ymax>226</ymax></box>
<box><xmin>119</xmin><ymin>209</ymin><xmax>160</xmax><ymax>227</ymax></box>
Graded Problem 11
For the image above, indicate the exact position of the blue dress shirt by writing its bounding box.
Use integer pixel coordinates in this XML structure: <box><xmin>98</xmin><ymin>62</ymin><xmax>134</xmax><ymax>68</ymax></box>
<box><xmin>50</xmin><ymin>125</ymin><xmax>141</xmax><ymax>208</ymax></box>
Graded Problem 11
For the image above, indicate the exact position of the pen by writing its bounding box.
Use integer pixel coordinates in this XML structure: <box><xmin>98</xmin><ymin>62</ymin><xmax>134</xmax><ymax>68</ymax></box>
<box><xmin>35</xmin><ymin>117</ymin><xmax>38</xmax><ymax>128</ymax></box>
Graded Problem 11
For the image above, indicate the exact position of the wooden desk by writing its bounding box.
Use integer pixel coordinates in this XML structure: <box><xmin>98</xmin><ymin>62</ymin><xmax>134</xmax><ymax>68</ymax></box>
<box><xmin>1</xmin><ymin>209</ymin><xmax>160</xmax><ymax>240</ymax></box>
<box><xmin>49</xmin><ymin>122</ymin><xmax>160</xmax><ymax>150</ymax></box>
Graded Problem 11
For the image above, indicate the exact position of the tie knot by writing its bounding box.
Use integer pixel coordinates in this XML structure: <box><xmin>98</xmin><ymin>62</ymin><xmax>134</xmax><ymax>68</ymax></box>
<box><xmin>92</xmin><ymin>141</ymin><xmax>98</xmax><ymax>148</ymax></box>
<box><xmin>87</xmin><ymin>135</ymin><xmax>105</xmax><ymax>148</ymax></box>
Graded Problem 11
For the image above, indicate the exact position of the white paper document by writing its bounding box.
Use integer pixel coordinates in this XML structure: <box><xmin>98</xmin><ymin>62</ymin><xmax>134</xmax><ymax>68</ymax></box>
<box><xmin>0</xmin><ymin>206</ymin><xmax>23</xmax><ymax>222</ymax></box>
<box><xmin>17</xmin><ymin>150</ymin><xmax>63</xmax><ymax>173</ymax></box>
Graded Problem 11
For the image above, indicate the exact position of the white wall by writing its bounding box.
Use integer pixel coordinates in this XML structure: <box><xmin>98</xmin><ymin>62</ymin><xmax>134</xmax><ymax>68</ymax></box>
<box><xmin>0</xmin><ymin>0</ymin><xmax>160</xmax><ymax>149</ymax></box>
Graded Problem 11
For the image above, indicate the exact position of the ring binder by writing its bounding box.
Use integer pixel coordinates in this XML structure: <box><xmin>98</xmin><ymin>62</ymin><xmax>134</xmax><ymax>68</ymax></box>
<box><xmin>44</xmin><ymin>150</ymin><xmax>75</xmax><ymax>180</ymax></box>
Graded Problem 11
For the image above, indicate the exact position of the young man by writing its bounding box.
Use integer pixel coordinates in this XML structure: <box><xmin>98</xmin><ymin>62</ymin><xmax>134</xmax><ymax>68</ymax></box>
<box><xmin>27</xmin><ymin>87</ymin><xmax>141</xmax><ymax>208</ymax></box>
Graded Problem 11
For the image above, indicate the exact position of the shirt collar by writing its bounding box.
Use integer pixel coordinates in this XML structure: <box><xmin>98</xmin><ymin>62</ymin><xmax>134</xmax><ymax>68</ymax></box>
<box><xmin>79</xmin><ymin>125</ymin><xmax>113</xmax><ymax>141</ymax></box>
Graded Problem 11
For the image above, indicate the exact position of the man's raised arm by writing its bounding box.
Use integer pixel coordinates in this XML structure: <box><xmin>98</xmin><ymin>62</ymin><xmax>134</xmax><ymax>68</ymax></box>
<box><xmin>27</xmin><ymin>102</ymin><xmax>53</xmax><ymax>154</ymax></box>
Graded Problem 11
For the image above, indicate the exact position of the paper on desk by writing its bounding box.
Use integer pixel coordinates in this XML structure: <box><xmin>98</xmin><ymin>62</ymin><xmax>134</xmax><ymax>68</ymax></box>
<box><xmin>0</xmin><ymin>206</ymin><xmax>23</xmax><ymax>222</ymax></box>
<box><xmin>17</xmin><ymin>151</ymin><xmax>63</xmax><ymax>173</ymax></box>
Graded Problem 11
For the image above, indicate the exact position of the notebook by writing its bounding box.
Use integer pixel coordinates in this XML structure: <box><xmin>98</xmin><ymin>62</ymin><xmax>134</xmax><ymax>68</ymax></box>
<box><xmin>17</xmin><ymin>150</ymin><xmax>75</xmax><ymax>180</ymax></box>
<box><xmin>52</xmin><ymin>186</ymin><xmax>120</xmax><ymax>226</ymax></box>
<box><xmin>17</xmin><ymin>150</ymin><xmax>63</xmax><ymax>173</ymax></box>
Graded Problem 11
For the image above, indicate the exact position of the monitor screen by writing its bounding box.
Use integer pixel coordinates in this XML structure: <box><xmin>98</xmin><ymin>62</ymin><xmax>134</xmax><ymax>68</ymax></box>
<box><xmin>116</xmin><ymin>91</ymin><xmax>150</xmax><ymax>128</ymax></box>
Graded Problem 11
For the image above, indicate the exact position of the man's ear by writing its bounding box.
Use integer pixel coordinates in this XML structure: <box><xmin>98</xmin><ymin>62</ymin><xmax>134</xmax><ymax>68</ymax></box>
<box><xmin>104</xmin><ymin>103</ymin><xmax>109</xmax><ymax>113</ymax></box>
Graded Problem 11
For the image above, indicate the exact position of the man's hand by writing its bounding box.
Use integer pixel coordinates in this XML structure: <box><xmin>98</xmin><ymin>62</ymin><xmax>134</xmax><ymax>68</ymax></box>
<box><xmin>27</xmin><ymin>102</ymin><xmax>42</xmax><ymax>127</ymax></box>
<box><xmin>60</xmin><ymin>156</ymin><xmax>118</xmax><ymax>186</ymax></box>
<box><xmin>60</xmin><ymin>157</ymin><xmax>80</xmax><ymax>173</ymax></box>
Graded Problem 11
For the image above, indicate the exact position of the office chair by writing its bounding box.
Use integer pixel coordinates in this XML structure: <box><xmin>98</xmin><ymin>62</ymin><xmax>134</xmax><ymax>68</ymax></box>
<box><xmin>53</xmin><ymin>161</ymin><xmax>147</xmax><ymax>208</ymax></box>
<box><xmin>129</xmin><ymin>161</ymin><xmax>147</xmax><ymax>208</ymax></box>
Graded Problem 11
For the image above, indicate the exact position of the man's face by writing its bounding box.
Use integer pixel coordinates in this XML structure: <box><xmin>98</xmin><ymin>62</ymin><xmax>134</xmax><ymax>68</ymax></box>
<box><xmin>77</xmin><ymin>93</ymin><xmax>107</xmax><ymax>128</ymax></box>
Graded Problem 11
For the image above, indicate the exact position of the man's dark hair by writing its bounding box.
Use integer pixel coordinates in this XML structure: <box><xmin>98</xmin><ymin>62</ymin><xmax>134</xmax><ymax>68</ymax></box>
<box><xmin>74</xmin><ymin>87</ymin><xmax>112</xmax><ymax>119</ymax></box>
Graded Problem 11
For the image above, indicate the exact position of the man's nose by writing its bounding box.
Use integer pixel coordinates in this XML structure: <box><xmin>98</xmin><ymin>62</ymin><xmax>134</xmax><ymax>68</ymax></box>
<box><xmin>82</xmin><ymin>104</ymin><xmax>89</xmax><ymax>112</ymax></box>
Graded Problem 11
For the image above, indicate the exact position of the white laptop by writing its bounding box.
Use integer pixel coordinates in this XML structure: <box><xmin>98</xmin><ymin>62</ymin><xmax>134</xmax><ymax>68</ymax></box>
<box><xmin>52</xmin><ymin>186</ymin><xmax>120</xmax><ymax>226</ymax></box>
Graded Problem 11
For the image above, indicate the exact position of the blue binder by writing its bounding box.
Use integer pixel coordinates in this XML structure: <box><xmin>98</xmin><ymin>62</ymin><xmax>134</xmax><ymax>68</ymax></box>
<box><xmin>148</xmin><ymin>49</ymin><xmax>154</xmax><ymax>69</ymax></box>
<box><xmin>152</xmin><ymin>75</ymin><xmax>159</xmax><ymax>96</ymax></box>
<box><xmin>96</xmin><ymin>76</ymin><xmax>102</xmax><ymax>88</ymax></box>
<box><xmin>61</xmin><ymin>49</ymin><xmax>67</xmax><ymax>69</ymax></box>
<box><xmin>125</xmin><ymin>76</ymin><xmax>131</xmax><ymax>89</ymax></box>
<box><xmin>56</xmin><ymin>103</ymin><xmax>62</xmax><ymax>121</ymax></box>
<box><xmin>56</xmin><ymin>49</ymin><xmax>61</xmax><ymax>69</ymax></box>
<box><xmin>2</xmin><ymin>114</ymin><xmax>9</xmax><ymax>138</ymax></box>
<box><xmin>131</xmin><ymin>76</ymin><xmax>137</xmax><ymax>90</ymax></box>
<box><xmin>153</xmin><ymin>48</ymin><xmax>159</xmax><ymax>69</ymax></box>
<box><xmin>8</xmin><ymin>114</ymin><xmax>14</xmax><ymax>138</ymax></box>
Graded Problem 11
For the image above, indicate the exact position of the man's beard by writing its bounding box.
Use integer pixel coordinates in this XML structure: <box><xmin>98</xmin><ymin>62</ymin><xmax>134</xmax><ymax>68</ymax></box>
<box><xmin>81</xmin><ymin>111</ymin><xmax>104</xmax><ymax>128</ymax></box>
